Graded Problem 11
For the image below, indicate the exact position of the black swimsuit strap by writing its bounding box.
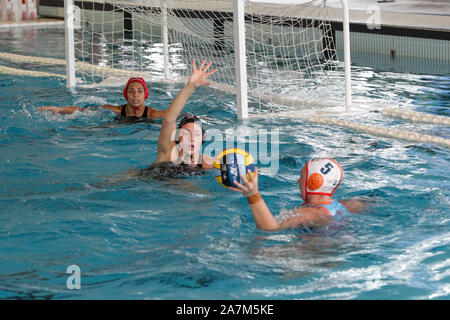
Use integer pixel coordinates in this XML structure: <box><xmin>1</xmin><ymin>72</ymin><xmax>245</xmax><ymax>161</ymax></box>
<box><xmin>143</xmin><ymin>106</ymin><xmax>148</xmax><ymax>118</ymax></box>
<box><xmin>121</xmin><ymin>105</ymin><xmax>148</xmax><ymax>118</ymax></box>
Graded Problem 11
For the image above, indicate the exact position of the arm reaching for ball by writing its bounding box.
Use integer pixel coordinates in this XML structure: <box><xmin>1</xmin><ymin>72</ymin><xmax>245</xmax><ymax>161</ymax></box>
<box><xmin>230</xmin><ymin>168</ymin><xmax>281</xmax><ymax>231</ymax></box>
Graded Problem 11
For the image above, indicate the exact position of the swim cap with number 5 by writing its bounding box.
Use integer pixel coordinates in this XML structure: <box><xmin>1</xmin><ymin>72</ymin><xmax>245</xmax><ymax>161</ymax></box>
<box><xmin>305</xmin><ymin>158</ymin><xmax>343</xmax><ymax>198</ymax></box>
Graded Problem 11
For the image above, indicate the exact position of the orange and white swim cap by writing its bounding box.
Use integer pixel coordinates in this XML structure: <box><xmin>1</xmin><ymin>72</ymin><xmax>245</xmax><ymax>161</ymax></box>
<box><xmin>304</xmin><ymin>158</ymin><xmax>343</xmax><ymax>200</ymax></box>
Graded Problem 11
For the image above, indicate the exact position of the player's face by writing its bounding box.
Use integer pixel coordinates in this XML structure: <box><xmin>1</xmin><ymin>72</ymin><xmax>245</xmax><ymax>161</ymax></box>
<box><xmin>127</xmin><ymin>82</ymin><xmax>146</xmax><ymax>107</ymax></box>
<box><xmin>179</xmin><ymin>121</ymin><xmax>203</xmax><ymax>157</ymax></box>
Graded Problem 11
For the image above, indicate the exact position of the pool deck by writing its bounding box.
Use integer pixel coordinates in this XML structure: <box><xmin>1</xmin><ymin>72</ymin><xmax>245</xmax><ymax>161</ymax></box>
<box><xmin>327</xmin><ymin>0</ymin><xmax>450</xmax><ymax>30</ymax></box>
<box><xmin>0</xmin><ymin>18</ymin><xmax>63</xmax><ymax>29</ymax></box>
<box><xmin>0</xmin><ymin>0</ymin><xmax>448</xmax><ymax>32</ymax></box>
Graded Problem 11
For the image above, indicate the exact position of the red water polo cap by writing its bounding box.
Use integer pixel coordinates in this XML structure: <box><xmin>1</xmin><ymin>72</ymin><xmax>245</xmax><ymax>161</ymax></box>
<box><xmin>123</xmin><ymin>77</ymin><xmax>149</xmax><ymax>100</ymax></box>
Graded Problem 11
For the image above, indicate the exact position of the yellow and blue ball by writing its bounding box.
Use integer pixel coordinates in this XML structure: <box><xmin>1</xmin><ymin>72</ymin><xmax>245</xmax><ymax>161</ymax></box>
<box><xmin>213</xmin><ymin>148</ymin><xmax>256</xmax><ymax>188</ymax></box>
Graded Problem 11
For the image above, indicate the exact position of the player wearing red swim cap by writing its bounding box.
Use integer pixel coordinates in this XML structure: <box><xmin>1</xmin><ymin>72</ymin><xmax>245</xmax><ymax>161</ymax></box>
<box><xmin>38</xmin><ymin>77</ymin><xmax>165</xmax><ymax>119</ymax></box>
<box><xmin>121</xmin><ymin>77</ymin><xmax>151</xmax><ymax>117</ymax></box>
<box><xmin>230</xmin><ymin>158</ymin><xmax>367</xmax><ymax>231</ymax></box>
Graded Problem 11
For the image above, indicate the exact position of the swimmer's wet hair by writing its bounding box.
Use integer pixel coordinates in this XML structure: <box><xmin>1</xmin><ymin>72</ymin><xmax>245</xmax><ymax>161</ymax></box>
<box><xmin>177</xmin><ymin>114</ymin><xmax>202</xmax><ymax>129</ymax></box>
<box><xmin>175</xmin><ymin>114</ymin><xmax>206</xmax><ymax>144</ymax></box>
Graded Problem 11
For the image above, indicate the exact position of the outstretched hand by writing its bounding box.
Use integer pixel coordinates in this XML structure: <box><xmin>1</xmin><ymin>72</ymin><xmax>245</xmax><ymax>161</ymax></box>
<box><xmin>38</xmin><ymin>106</ymin><xmax>58</xmax><ymax>114</ymax></box>
<box><xmin>229</xmin><ymin>168</ymin><xmax>259</xmax><ymax>197</ymax></box>
<box><xmin>187</xmin><ymin>59</ymin><xmax>218</xmax><ymax>89</ymax></box>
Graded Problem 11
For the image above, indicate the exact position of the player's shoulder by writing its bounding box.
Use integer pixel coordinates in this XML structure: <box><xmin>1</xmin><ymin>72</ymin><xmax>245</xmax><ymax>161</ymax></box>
<box><xmin>294</xmin><ymin>205</ymin><xmax>333</xmax><ymax>218</ymax></box>
<box><xmin>102</xmin><ymin>104</ymin><xmax>122</xmax><ymax>112</ymax></box>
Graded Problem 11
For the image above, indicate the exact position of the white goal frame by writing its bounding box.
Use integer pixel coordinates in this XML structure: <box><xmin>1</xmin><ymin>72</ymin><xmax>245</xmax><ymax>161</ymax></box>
<box><xmin>64</xmin><ymin>0</ymin><xmax>352</xmax><ymax>119</ymax></box>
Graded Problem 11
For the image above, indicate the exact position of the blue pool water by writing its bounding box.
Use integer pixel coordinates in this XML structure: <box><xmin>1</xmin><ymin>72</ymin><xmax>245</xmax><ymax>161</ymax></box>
<box><xmin>0</xmin><ymin>27</ymin><xmax>449</xmax><ymax>300</ymax></box>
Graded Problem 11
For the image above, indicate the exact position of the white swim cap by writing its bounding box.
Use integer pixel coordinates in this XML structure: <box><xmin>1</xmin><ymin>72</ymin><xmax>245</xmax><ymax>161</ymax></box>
<box><xmin>304</xmin><ymin>158</ymin><xmax>343</xmax><ymax>200</ymax></box>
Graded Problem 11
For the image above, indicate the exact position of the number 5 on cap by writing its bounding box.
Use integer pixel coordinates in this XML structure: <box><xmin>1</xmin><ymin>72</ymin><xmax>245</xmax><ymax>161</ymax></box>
<box><xmin>320</xmin><ymin>162</ymin><xmax>334</xmax><ymax>175</ymax></box>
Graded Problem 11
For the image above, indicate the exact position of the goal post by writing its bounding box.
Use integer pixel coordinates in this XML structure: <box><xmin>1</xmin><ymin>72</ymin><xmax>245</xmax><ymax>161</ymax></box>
<box><xmin>161</xmin><ymin>0</ymin><xmax>170</xmax><ymax>80</ymax></box>
<box><xmin>65</xmin><ymin>0</ymin><xmax>76</xmax><ymax>88</ymax></box>
<box><xmin>233</xmin><ymin>0</ymin><xmax>248</xmax><ymax>120</ymax></box>
<box><xmin>341</xmin><ymin>0</ymin><xmax>352</xmax><ymax>112</ymax></box>
<box><xmin>65</xmin><ymin>0</ymin><xmax>352</xmax><ymax>117</ymax></box>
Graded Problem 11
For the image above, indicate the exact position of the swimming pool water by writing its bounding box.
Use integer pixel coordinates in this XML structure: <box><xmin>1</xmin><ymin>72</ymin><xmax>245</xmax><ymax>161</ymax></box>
<box><xmin>0</xmin><ymin>27</ymin><xmax>449</xmax><ymax>300</ymax></box>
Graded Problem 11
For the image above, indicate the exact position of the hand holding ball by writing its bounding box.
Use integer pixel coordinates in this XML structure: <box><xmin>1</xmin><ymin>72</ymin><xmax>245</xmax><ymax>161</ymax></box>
<box><xmin>213</xmin><ymin>148</ymin><xmax>256</xmax><ymax>188</ymax></box>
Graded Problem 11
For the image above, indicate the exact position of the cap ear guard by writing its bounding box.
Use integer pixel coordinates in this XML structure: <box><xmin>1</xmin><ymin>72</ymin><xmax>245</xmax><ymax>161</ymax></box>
<box><xmin>307</xmin><ymin>173</ymin><xmax>323</xmax><ymax>191</ymax></box>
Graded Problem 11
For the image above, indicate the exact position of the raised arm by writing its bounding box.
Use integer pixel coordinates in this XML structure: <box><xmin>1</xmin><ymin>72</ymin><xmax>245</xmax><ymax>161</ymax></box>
<box><xmin>156</xmin><ymin>59</ymin><xmax>217</xmax><ymax>162</ymax></box>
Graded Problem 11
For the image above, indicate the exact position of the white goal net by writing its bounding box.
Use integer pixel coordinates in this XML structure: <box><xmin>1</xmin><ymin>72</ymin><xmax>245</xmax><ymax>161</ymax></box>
<box><xmin>71</xmin><ymin>0</ymin><xmax>348</xmax><ymax>114</ymax></box>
